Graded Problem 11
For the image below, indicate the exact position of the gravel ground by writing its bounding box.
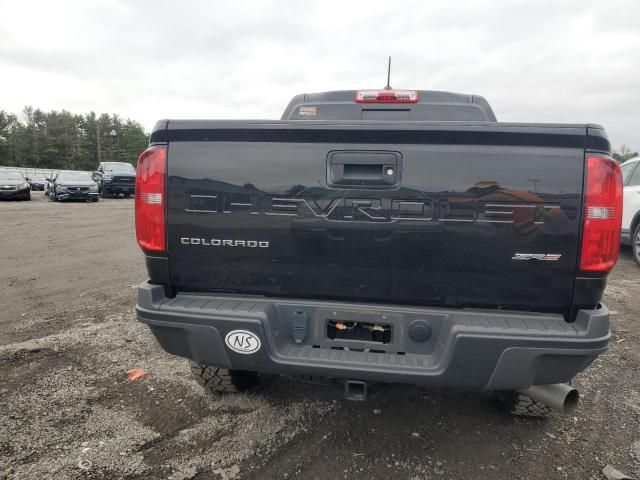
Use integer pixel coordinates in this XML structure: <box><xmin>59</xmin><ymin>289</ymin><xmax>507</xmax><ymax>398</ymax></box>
<box><xmin>1</xmin><ymin>192</ymin><xmax>639</xmax><ymax>480</ymax></box>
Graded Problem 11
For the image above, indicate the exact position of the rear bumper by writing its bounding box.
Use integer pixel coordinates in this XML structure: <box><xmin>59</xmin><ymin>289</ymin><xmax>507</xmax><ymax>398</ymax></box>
<box><xmin>136</xmin><ymin>283</ymin><xmax>610</xmax><ymax>390</ymax></box>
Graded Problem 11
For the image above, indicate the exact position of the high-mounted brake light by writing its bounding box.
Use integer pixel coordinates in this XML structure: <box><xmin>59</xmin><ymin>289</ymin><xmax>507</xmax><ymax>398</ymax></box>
<box><xmin>355</xmin><ymin>89</ymin><xmax>419</xmax><ymax>103</ymax></box>
<box><xmin>579</xmin><ymin>155</ymin><xmax>623</xmax><ymax>272</ymax></box>
<box><xmin>135</xmin><ymin>146</ymin><xmax>166</xmax><ymax>252</ymax></box>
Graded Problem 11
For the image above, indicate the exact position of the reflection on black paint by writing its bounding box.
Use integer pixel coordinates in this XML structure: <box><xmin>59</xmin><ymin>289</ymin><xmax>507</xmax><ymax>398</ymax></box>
<box><xmin>166</xmin><ymin>140</ymin><xmax>584</xmax><ymax>313</ymax></box>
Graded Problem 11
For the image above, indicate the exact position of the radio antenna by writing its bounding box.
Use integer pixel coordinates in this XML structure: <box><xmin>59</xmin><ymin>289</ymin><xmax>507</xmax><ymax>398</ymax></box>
<box><xmin>385</xmin><ymin>56</ymin><xmax>392</xmax><ymax>90</ymax></box>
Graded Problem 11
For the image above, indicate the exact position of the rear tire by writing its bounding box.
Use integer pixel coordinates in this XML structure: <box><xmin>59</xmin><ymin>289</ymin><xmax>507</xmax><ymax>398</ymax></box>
<box><xmin>495</xmin><ymin>391</ymin><xmax>553</xmax><ymax>418</ymax></box>
<box><xmin>632</xmin><ymin>222</ymin><xmax>640</xmax><ymax>267</ymax></box>
<box><xmin>189</xmin><ymin>361</ymin><xmax>258</xmax><ymax>394</ymax></box>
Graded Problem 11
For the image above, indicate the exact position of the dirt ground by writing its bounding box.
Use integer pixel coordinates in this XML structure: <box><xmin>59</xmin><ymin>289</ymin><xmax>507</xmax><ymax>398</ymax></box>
<box><xmin>1</xmin><ymin>192</ymin><xmax>639</xmax><ymax>480</ymax></box>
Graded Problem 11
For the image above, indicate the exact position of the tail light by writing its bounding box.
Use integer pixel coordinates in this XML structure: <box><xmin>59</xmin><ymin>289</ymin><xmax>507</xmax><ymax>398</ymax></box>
<box><xmin>135</xmin><ymin>146</ymin><xmax>166</xmax><ymax>252</ymax></box>
<box><xmin>355</xmin><ymin>89</ymin><xmax>419</xmax><ymax>103</ymax></box>
<box><xmin>579</xmin><ymin>155</ymin><xmax>623</xmax><ymax>272</ymax></box>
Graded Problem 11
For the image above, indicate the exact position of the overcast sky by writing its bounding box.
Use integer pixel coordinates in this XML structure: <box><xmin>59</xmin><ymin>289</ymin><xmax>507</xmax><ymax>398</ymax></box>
<box><xmin>1</xmin><ymin>0</ymin><xmax>638</xmax><ymax>150</ymax></box>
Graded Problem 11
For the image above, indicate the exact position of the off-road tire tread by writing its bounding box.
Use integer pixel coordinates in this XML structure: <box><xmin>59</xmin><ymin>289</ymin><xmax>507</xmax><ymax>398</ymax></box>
<box><xmin>189</xmin><ymin>362</ymin><xmax>257</xmax><ymax>394</ymax></box>
<box><xmin>507</xmin><ymin>392</ymin><xmax>553</xmax><ymax>417</ymax></box>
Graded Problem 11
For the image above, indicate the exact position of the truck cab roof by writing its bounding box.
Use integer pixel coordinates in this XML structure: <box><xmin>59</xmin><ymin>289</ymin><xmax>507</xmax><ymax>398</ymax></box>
<box><xmin>281</xmin><ymin>89</ymin><xmax>497</xmax><ymax>122</ymax></box>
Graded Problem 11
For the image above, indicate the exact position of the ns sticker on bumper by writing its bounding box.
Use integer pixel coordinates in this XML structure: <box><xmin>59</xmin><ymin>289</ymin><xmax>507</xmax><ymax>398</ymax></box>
<box><xmin>225</xmin><ymin>330</ymin><xmax>261</xmax><ymax>354</ymax></box>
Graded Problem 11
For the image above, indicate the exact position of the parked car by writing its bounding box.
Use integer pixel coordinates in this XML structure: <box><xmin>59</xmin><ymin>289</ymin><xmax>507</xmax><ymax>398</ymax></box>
<box><xmin>26</xmin><ymin>176</ymin><xmax>47</xmax><ymax>191</ymax></box>
<box><xmin>0</xmin><ymin>171</ymin><xmax>31</xmax><ymax>200</ymax></box>
<box><xmin>621</xmin><ymin>156</ymin><xmax>640</xmax><ymax>265</ymax></box>
<box><xmin>48</xmin><ymin>171</ymin><xmax>99</xmax><ymax>202</ymax></box>
<box><xmin>135</xmin><ymin>88</ymin><xmax>622</xmax><ymax>417</ymax></box>
<box><xmin>93</xmin><ymin>162</ymin><xmax>136</xmax><ymax>198</ymax></box>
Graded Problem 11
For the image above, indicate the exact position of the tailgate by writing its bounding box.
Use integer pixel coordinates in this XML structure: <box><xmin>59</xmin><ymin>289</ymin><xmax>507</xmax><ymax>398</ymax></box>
<box><xmin>165</xmin><ymin>123</ymin><xmax>586</xmax><ymax>313</ymax></box>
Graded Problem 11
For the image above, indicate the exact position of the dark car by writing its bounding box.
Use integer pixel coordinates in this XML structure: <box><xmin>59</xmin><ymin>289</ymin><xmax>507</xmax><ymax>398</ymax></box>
<box><xmin>93</xmin><ymin>162</ymin><xmax>136</xmax><ymax>198</ymax></box>
<box><xmin>0</xmin><ymin>171</ymin><xmax>31</xmax><ymax>200</ymax></box>
<box><xmin>48</xmin><ymin>171</ymin><xmax>99</xmax><ymax>202</ymax></box>
<box><xmin>27</xmin><ymin>176</ymin><xmax>47</xmax><ymax>191</ymax></box>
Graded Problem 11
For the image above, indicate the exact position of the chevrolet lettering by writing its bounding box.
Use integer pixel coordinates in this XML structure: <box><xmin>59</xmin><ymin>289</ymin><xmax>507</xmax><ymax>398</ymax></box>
<box><xmin>186</xmin><ymin>194</ymin><xmax>561</xmax><ymax>224</ymax></box>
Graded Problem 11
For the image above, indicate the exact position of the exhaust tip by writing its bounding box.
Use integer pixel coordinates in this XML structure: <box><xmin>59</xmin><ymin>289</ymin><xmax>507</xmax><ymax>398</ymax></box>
<box><xmin>518</xmin><ymin>383</ymin><xmax>580</xmax><ymax>414</ymax></box>
<box><xmin>563</xmin><ymin>388</ymin><xmax>579</xmax><ymax>414</ymax></box>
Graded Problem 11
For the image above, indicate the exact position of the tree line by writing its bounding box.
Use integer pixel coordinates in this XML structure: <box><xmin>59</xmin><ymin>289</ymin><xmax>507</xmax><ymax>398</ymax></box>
<box><xmin>0</xmin><ymin>107</ymin><xmax>148</xmax><ymax>171</ymax></box>
<box><xmin>613</xmin><ymin>145</ymin><xmax>638</xmax><ymax>164</ymax></box>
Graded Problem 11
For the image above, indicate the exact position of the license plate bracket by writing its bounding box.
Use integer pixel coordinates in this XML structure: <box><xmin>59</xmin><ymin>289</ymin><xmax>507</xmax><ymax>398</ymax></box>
<box><xmin>327</xmin><ymin>320</ymin><xmax>391</xmax><ymax>344</ymax></box>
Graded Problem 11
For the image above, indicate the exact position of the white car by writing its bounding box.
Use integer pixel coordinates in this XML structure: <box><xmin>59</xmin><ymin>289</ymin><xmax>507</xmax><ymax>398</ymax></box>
<box><xmin>621</xmin><ymin>156</ymin><xmax>640</xmax><ymax>265</ymax></box>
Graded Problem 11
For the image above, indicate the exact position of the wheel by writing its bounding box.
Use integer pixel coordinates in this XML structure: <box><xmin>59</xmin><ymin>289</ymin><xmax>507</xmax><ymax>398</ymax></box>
<box><xmin>91</xmin><ymin>198</ymin><xmax>99</xmax><ymax>203</ymax></box>
<box><xmin>189</xmin><ymin>361</ymin><xmax>258</xmax><ymax>394</ymax></box>
<box><xmin>49</xmin><ymin>190</ymin><xmax>58</xmax><ymax>201</ymax></box>
<box><xmin>124</xmin><ymin>193</ymin><xmax>131</xmax><ymax>198</ymax></box>
<box><xmin>632</xmin><ymin>222</ymin><xmax>640</xmax><ymax>267</ymax></box>
<box><xmin>495</xmin><ymin>391</ymin><xmax>553</xmax><ymax>418</ymax></box>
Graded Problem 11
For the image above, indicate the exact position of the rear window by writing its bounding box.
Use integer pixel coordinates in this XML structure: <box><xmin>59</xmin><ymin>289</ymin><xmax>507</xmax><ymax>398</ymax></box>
<box><xmin>58</xmin><ymin>172</ymin><xmax>92</xmax><ymax>182</ymax></box>
<box><xmin>621</xmin><ymin>161</ymin><xmax>638</xmax><ymax>185</ymax></box>
<box><xmin>104</xmin><ymin>163</ymin><xmax>135</xmax><ymax>173</ymax></box>
<box><xmin>288</xmin><ymin>103</ymin><xmax>489</xmax><ymax>121</ymax></box>
<box><xmin>628</xmin><ymin>163</ymin><xmax>640</xmax><ymax>187</ymax></box>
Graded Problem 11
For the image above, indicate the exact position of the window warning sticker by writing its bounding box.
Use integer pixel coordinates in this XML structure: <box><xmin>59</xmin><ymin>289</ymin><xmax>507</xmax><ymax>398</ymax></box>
<box><xmin>298</xmin><ymin>105</ymin><xmax>317</xmax><ymax>117</ymax></box>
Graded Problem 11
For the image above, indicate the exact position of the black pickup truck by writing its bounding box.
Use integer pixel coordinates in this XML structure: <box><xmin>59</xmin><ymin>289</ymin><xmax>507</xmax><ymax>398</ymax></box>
<box><xmin>93</xmin><ymin>162</ymin><xmax>136</xmax><ymax>198</ymax></box>
<box><xmin>135</xmin><ymin>89</ymin><xmax>623</xmax><ymax>416</ymax></box>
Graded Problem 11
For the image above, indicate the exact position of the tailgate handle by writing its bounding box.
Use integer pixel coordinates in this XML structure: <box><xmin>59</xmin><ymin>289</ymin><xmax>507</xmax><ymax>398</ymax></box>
<box><xmin>327</xmin><ymin>151</ymin><xmax>402</xmax><ymax>188</ymax></box>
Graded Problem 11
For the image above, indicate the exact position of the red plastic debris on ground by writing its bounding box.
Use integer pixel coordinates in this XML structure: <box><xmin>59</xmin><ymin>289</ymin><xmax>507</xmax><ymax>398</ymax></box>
<box><xmin>126</xmin><ymin>368</ymin><xmax>148</xmax><ymax>381</ymax></box>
